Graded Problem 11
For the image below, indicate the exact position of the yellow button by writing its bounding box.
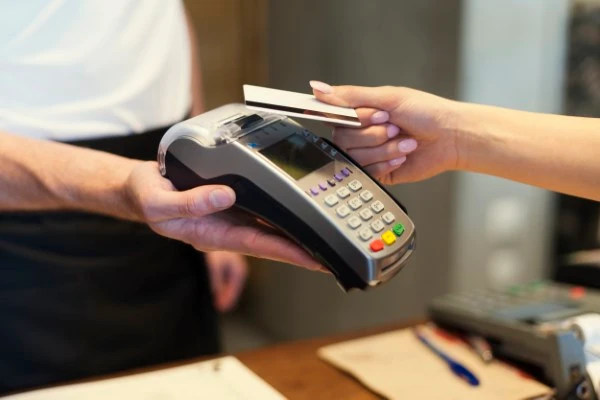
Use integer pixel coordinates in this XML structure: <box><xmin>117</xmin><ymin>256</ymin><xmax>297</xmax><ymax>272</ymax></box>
<box><xmin>382</xmin><ymin>231</ymin><xmax>396</xmax><ymax>245</ymax></box>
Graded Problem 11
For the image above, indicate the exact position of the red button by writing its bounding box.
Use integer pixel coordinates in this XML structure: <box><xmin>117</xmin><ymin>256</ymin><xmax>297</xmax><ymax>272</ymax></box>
<box><xmin>370</xmin><ymin>239</ymin><xmax>384</xmax><ymax>252</ymax></box>
<box><xmin>570</xmin><ymin>286</ymin><xmax>586</xmax><ymax>299</ymax></box>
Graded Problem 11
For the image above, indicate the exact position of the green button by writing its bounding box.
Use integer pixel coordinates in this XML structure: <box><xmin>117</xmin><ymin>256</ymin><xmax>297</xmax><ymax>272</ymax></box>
<box><xmin>392</xmin><ymin>223</ymin><xmax>405</xmax><ymax>237</ymax></box>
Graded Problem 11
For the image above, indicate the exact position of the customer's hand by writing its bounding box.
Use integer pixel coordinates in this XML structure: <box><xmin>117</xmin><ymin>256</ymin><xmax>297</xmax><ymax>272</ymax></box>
<box><xmin>310</xmin><ymin>81</ymin><xmax>463</xmax><ymax>185</ymax></box>
<box><xmin>205</xmin><ymin>251</ymin><xmax>248</xmax><ymax>312</ymax></box>
<box><xmin>126</xmin><ymin>161</ymin><xmax>322</xmax><ymax>271</ymax></box>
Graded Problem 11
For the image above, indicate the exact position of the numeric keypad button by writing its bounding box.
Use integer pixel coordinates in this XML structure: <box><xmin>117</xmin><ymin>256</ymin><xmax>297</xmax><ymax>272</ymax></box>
<box><xmin>382</xmin><ymin>230</ymin><xmax>397</xmax><ymax>245</ymax></box>
<box><xmin>371</xmin><ymin>219</ymin><xmax>385</xmax><ymax>233</ymax></box>
<box><xmin>347</xmin><ymin>216</ymin><xmax>362</xmax><ymax>230</ymax></box>
<box><xmin>359</xmin><ymin>208</ymin><xmax>373</xmax><ymax>221</ymax></box>
<box><xmin>359</xmin><ymin>228</ymin><xmax>373</xmax><ymax>241</ymax></box>
<box><xmin>371</xmin><ymin>200</ymin><xmax>384</xmax><ymax>213</ymax></box>
<box><xmin>359</xmin><ymin>190</ymin><xmax>373</xmax><ymax>202</ymax></box>
<box><xmin>348</xmin><ymin>180</ymin><xmax>363</xmax><ymax>192</ymax></box>
<box><xmin>324</xmin><ymin>195</ymin><xmax>339</xmax><ymax>207</ymax></box>
<box><xmin>336</xmin><ymin>205</ymin><xmax>351</xmax><ymax>218</ymax></box>
<box><xmin>336</xmin><ymin>187</ymin><xmax>351</xmax><ymax>199</ymax></box>
<box><xmin>382</xmin><ymin>212</ymin><xmax>395</xmax><ymax>224</ymax></box>
<box><xmin>348</xmin><ymin>197</ymin><xmax>362</xmax><ymax>210</ymax></box>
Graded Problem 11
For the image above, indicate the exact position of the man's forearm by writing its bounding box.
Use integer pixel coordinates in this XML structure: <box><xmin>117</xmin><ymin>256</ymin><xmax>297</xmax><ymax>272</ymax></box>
<box><xmin>459</xmin><ymin>103</ymin><xmax>600</xmax><ymax>201</ymax></box>
<box><xmin>0</xmin><ymin>131</ymin><xmax>143</xmax><ymax>220</ymax></box>
<box><xmin>0</xmin><ymin>11</ymin><xmax>206</xmax><ymax>220</ymax></box>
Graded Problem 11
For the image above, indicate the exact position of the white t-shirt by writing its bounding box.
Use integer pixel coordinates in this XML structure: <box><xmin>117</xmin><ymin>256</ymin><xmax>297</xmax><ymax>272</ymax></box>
<box><xmin>0</xmin><ymin>0</ymin><xmax>191</xmax><ymax>141</ymax></box>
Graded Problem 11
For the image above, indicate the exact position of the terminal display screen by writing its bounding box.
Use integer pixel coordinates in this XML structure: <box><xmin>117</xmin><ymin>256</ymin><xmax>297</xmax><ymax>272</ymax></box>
<box><xmin>260</xmin><ymin>134</ymin><xmax>331</xmax><ymax>180</ymax></box>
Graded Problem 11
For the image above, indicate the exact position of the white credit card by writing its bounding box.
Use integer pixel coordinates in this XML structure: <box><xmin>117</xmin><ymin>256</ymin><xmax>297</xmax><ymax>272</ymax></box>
<box><xmin>243</xmin><ymin>84</ymin><xmax>361</xmax><ymax>127</ymax></box>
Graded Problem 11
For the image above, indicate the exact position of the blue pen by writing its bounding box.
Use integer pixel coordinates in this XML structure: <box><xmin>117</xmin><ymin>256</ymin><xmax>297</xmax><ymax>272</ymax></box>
<box><xmin>413</xmin><ymin>328</ymin><xmax>480</xmax><ymax>387</ymax></box>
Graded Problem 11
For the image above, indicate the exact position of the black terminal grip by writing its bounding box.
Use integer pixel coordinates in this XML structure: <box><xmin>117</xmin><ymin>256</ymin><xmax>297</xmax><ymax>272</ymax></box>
<box><xmin>164</xmin><ymin>150</ymin><xmax>367</xmax><ymax>291</ymax></box>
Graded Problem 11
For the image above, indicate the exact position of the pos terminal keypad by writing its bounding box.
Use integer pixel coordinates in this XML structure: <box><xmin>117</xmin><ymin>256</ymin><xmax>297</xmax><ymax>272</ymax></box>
<box><xmin>317</xmin><ymin>167</ymin><xmax>405</xmax><ymax>253</ymax></box>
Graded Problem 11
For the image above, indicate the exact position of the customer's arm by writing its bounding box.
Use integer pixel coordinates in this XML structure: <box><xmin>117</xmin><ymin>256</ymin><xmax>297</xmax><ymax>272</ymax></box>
<box><xmin>458</xmin><ymin>103</ymin><xmax>600</xmax><ymax>201</ymax></box>
<box><xmin>0</xmin><ymin>131</ymin><xmax>321</xmax><ymax>270</ymax></box>
<box><xmin>310</xmin><ymin>82</ymin><xmax>600</xmax><ymax>201</ymax></box>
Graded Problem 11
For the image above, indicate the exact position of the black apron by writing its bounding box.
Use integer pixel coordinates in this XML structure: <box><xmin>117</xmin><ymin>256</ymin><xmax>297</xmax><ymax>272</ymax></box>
<box><xmin>0</xmin><ymin>125</ymin><xmax>220</xmax><ymax>395</ymax></box>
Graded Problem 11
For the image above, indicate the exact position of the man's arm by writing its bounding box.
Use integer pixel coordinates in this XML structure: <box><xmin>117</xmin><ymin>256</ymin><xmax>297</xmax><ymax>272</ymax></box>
<box><xmin>0</xmin><ymin>10</ymin><xmax>204</xmax><ymax>218</ymax></box>
<box><xmin>0</xmin><ymin>131</ymin><xmax>142</xmax><ymax>219</ymax></box>
<box><xmin>0</xmin><ymin>131</ymin><xmax>321</xmax><ymax>270</ymax></box>
<box><xmin>0</xmin><ymin>11</ymin><xmax>215</xmax><ymax>223</ymax></box>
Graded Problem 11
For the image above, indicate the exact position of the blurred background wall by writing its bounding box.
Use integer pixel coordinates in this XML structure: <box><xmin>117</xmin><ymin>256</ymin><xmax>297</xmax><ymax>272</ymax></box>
<box><xmin>184</xmin><ymin>0</ymin><xmax>575</xmax><ymax>351</ymax></box>
<box><xmin>184</xmin><ymin>0</ymin><xmax>268</xmax><ymax>109</ymax></box>
<box><xmin>452</xmin><ymin>0</ymin><xmax>568</xmax><ymax>294</ymax></box>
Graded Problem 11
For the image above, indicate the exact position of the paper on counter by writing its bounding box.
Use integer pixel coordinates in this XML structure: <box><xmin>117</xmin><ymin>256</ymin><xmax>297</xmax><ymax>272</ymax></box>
<box><xmin>318</xmin><ymin>325</ymin><xmax>551</xmax><ymax>400</ymax></box>
<box><xmin>565</xmin><ymin>313</ymin><xmax>600</xmax><ymax>359</ymax></box>
<box><xmin>565</xmin><ymin>313</ymin><xmax>600</xmax><ymax>395</ymax></box>
<box><xmin>566</xmin><ymin>313</ymin><xmax>600</xmax><ymax>347</ymax></box>
<box><xmin>2</xmin><ymin>356</ymin><xmax>286</xmax><ymax>400</ymax></box>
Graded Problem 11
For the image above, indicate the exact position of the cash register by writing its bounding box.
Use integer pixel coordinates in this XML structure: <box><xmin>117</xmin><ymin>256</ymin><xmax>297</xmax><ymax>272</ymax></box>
<box><xmin>429</xmin><ymin>195</ymin><xmax>600</xmax><ymax>399</ymax></box>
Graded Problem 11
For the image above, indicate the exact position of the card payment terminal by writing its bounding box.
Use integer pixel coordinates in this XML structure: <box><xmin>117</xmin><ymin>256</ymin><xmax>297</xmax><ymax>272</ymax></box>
<box><xmin>158</xmin><ymin>104</ymin><xmax>416</xmax><ymax>291</ymax></box>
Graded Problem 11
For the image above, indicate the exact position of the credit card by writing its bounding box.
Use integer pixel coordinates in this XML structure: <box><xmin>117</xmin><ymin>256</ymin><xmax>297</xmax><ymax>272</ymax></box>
<box><xmin>243</xmin><ymin>84</ymin><xmax>361</xmax><ymax>127</ymax></box>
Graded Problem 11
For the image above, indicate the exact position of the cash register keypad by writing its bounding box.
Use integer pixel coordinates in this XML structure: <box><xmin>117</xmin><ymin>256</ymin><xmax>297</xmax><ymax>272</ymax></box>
<box><xmin>442</xmin><ymin>283</ymin><xmax>586</xmax><ymax>320</ymax></box>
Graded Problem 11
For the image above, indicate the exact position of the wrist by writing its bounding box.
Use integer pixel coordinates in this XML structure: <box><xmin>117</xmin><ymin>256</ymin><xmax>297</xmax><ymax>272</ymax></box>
<box><xmin>121</xmin><ymin>161</ymin><xmax>159</xmax><ymax>223</ymax></box>
<box><xmin>113</xmin><ymin>159</ymin><xmax>147</xmax><ymax>221</ymax></box>
<box><xmin>63</xmin><ymin>155</ymin><xmax>144</xmax><ymax>221</ymax></box>
<box><xmin>451</xmin><ymin>101</ymin><xmax>493</xmax><ymax>173</ymax></box>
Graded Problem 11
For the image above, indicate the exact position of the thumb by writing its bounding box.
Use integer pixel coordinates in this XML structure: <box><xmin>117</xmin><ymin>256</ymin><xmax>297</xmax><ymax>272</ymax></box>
<box><xmin>309</xmin><ymin>81</ymin><xmax>399</xmax><ymax>111</ymax></box>
<box><xmin>154</xmin><ymin>185</ymin><xmax>236</xmax><ymax>221</ymax></box>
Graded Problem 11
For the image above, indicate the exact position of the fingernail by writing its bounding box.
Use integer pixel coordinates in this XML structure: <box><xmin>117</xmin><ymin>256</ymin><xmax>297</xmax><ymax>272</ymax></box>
<box><xmin>387</xmin><ymin>124</ymin><xmax>400</xmax><ymax>139</ymax></box>
<box><xmin>389</xmin><ymin>156</ymin><xmax>407</xmax><ymax>166</ymax></box>
<box><xmin>309</xmin><ymin>80</ymin><xmax>334</xmax><ymax>94</ymax></box>
<box><xmin>398</xmin><ymin>138</ymin><xmax>418</xmax><ymax>153</ymax></box>
<box><xmin>209</xmin><ymin>189</ymin><xmax>235</xmax><ymax>209</ymax></box>
<box><xmin>371</xmin><ymin>111</ymin><xmax>389</xmax><ymax>124</ymax></box>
